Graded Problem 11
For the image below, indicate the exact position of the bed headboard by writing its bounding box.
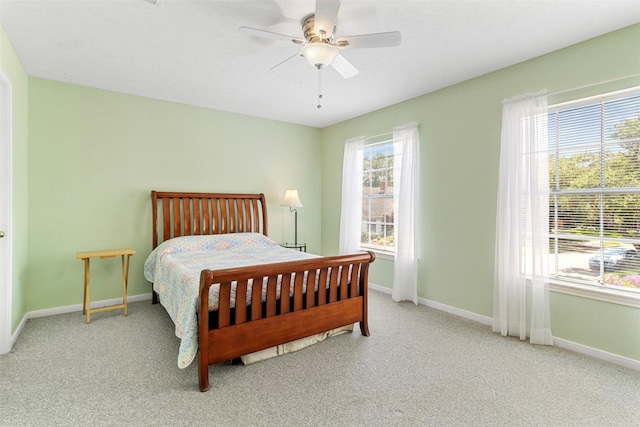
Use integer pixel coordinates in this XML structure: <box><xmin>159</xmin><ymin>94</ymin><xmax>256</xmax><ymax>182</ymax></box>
<box><xmin>151</xmin><ymin>191</ymin><xmax>269</xmax><ymax>248</ymax></box>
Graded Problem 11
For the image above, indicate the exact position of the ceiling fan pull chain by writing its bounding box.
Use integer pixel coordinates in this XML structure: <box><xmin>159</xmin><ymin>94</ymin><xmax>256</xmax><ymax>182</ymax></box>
<box><xmin>317</xmin><ymin>68</ymin><xmax>323</xmax><ymax>109</ymax></box>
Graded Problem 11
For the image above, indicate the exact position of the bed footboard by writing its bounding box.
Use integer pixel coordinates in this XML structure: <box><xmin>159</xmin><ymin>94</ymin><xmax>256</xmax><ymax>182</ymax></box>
<box><xmin>197</xmin><ymin>251</ymin><xmax>375</xmax><ymax>392</ymax></box>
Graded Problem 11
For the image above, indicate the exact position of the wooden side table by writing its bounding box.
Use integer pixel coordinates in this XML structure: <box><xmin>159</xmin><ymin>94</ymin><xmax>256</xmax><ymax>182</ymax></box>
<box><xmin>77</xmin><ymin>248</ymin><xmax>135</xmax><ymax>324</ymax></box>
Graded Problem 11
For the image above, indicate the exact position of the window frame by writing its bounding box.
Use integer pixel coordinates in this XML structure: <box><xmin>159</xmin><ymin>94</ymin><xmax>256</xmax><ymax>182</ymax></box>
<box><xmin>360</xmin><ymin>136</ymin><xmax>396</xmax><ymax>257</ymax></box>
<box><xmin>547</xmin><ymin>87</ymin><xmax>640</xmax><ymax>308</ymax></box>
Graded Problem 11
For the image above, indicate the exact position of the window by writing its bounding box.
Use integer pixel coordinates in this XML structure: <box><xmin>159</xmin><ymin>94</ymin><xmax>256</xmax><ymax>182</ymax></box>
<box><xmin>341</xmin><ymin>124</ymin><xmax>418</xmax><ymax>276</ymax></box>
<box><xmin>548</xmin><ymin>88</ymin><xmax>640</xmax><ymax>295</ymax></box>
<box><xmin>361</xmin><ymin>139</ymin><xmax>395</xmax><ymax>253</ymax></box>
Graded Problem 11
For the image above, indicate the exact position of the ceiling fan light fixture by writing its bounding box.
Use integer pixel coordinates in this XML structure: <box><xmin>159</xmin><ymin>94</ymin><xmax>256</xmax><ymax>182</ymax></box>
<box><xmin>301</xmin><ymin>42</ymin><xmax>338</xmax><ymax>69</ymax></box>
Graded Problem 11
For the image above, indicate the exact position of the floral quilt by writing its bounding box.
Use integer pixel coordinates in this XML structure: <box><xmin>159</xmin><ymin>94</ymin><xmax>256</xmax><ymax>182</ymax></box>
<box><xmin>143</xmin><ymin>233</ymin><xmax>316</xmax><ymax>368</ymax></box>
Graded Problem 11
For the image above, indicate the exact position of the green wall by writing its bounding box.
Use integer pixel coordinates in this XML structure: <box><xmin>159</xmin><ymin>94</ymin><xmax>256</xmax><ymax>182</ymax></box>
<box><xmin>321</xmin><ymin>24</ymin><xmax>640</xmax><ymax>362</ymax></box>
<box><xmin>27</xmin><ymin>79</ymin><xmax>321</xmax><ymax>310</ymax></box>
<box><xmin>0</xmin><ymin>26</ymin><xmax>29</xmax><ymax>334</ymax></box>
<box><xmin>4</xmin><ymin>21</ymin><xmax>639</xmax><ymax>363</ymax></box>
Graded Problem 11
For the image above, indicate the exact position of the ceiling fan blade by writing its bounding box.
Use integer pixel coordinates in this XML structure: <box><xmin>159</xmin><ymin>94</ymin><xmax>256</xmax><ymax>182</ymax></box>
<box><xmin>270</xmin><ymin>52</ymin><xmax>302</xmax><ymax>71</ymax></box>
<box><xmin>314</xmin><ymin>0</ymin><xmax>340</xmax><ymax>38</ymax></box>
<box><xmin>331</xmin><ymin>54</ymin><xmax>358</xmax><ymax>79</ymax></box>
<box><xmin>337</xmin><ymin>31</ymin><xmax>401</xmax><ymax>49</ymax></box>
<box><xmin>239</xmin><ymin>26</ymin><xmax>304</xmax><ymax>44</ymax></box>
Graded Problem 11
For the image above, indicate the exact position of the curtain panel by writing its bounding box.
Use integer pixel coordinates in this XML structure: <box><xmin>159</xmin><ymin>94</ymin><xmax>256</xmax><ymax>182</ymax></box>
<box><xmin>339</xmin><ymin>136</ymin><xmax>365</xmax><ymax>255</ymax></box>
<box><xmin>392</xmin><ymin>124</ymin><xmax>420</xmax><ymax>305</ymax></box>
<box><xmin>494</xmin><ymin>92</ymin><xmax>553</xmax><ymax>345</ymax></box>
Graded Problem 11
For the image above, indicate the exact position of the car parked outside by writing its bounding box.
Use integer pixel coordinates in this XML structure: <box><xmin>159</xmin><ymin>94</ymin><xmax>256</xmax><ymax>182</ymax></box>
<box><xmin>588</xmin><ymin>248</ymin><xmax>640</xmax><ymax>271</ymax></box>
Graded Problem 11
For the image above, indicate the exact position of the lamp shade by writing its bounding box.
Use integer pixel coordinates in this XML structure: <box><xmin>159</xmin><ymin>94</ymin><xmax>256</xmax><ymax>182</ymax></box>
<box><xmin>301</xmin><ymin>42</ymin><xmax>338</xmax><ymax>69</ymax></box>
<box><xmin>280</xmin><ymin>189</ymin><xmax>303</xmax><ymax>208</ymax></box>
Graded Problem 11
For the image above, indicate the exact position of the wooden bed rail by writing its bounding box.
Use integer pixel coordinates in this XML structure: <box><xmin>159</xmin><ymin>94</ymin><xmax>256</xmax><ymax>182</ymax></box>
<box><xmin>151</xmin><ymin>191</ymin><xmax>268</xmax><ymax>248</ymax></box>
<box><xmin>197</xmin><ymin>251</ymin><xmax>375</xmax><ymax>392</ymax></box>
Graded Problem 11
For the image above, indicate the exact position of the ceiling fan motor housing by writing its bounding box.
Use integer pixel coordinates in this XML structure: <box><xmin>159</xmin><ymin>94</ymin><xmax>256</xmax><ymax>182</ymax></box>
<box><xmin>302</xmin><ymin>14</ymin><xmax>329</xmax><ymax>43</ymax></box>
<box><xmin>301</xmin><ymin>14</ymin><xmax>339</xmax><ymax>68</ymax></box>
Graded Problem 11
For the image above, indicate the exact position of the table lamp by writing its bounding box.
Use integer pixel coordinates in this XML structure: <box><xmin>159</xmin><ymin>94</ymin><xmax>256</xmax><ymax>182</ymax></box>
<box><xmin>280</xmin><ymin>189</ymin><xmax>303</xmax><ymax>246</ymax></box>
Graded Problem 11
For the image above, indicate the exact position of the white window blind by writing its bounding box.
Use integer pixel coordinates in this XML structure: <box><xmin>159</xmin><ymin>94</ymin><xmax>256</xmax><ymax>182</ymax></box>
<box><xmin>549</xmin><ymin>89</ymin><xmax>640</xmax><ymax>293</ymax></box>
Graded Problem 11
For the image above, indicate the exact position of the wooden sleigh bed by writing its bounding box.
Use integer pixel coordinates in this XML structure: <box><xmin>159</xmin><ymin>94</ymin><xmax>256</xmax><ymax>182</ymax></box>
<box><xmin>147</xmin><ymin>191</ymin><xmax>375</xmax><ymax>392</ymax></box>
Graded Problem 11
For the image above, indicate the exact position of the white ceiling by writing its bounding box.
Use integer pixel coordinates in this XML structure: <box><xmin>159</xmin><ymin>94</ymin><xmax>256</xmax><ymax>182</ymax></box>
<box><xmin>1</xmin><ymin>0</ymin><xmax>639</xmax><ymax>128</ymax></box>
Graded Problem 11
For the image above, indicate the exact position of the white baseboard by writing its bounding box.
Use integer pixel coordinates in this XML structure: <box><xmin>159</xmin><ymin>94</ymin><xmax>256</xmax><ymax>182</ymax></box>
<box><xmin>368</xmin><ymin>282</ymin><xmax>392</xmax><ymax>295</ymax></box>
<box><xmin>368</xmin><ymin>282</ymin><xmax>639</xmax><ymax>371</ymax></box>
<box><xmin>552</xmin><ymin>337</ymin><xmax>640</xmax><ymax>371</ymax></box>
<box><xmin>420</xmin><ymin>297</ymin><xmax>493</xmax><ymax>326</ymax></box>
<box><xmin>370</xmin><ymin>282</ymin><xmax>492</xmax><ymax>325</ymax></box>
<box><xmin>27</xmin><ymin>293</ymin><xmax>153</xmax><ymax>319</ymax></box>
<box><xmin>11</xmin><ymin>313</ymin><xmax>28</xmax><ymax>350</ymax></box>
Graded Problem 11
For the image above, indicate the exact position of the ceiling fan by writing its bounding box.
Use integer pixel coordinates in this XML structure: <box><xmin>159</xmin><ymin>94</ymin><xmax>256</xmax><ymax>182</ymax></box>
<box><xmin>239</xmin><ymin>0</ymin><xmax>401</xmax><ymax>79</ymax></box>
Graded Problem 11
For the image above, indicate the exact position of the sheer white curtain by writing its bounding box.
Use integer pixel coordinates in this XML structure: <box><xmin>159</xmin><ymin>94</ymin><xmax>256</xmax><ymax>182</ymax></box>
<box><xmin>494</xmin><ymin>92</ymin><xmax>553</xmax><ymax>345</ymax></box>
<box><xmin>339</xmin><ymin>136</ymin><xmax>364</xmax><ymax>255</ymax></box>
<box><xmin>392</xmin><ymin>124</ymin><xmax>419</xmax><ymax>305</ymax></box>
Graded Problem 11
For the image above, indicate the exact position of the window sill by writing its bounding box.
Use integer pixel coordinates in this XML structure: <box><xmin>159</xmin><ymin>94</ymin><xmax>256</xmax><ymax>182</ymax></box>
<box><xmin>549</xmin><ymin>280</ymin><xmax>640</xmax><ymax>308</ymax></box>
<box><xmin>360</xmin><ymin>248</ymin><xmax>395</xmax><ymax>261</ymax></box>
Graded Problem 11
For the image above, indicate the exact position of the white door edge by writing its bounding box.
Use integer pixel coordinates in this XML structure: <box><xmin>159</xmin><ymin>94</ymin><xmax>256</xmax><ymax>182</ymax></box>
<box><xmin>0</xmin><ymin>67</ymin><xmax>14</xmax><ymax>355</ymax></box>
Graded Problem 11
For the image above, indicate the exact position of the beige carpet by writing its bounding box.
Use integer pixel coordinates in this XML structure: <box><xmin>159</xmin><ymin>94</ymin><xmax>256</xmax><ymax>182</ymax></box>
<box><xmin>1</xmin><ymin>290</ymin><xmax>639</xmax><ymax>426</ymax></box>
